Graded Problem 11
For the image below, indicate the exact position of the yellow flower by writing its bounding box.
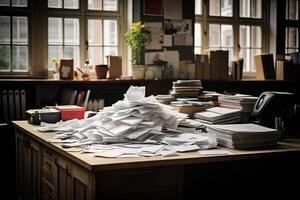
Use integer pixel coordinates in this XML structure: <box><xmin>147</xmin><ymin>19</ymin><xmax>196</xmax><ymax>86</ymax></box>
<box><xmin>51</xmin><ymin>57</ymin><xmax>59</xmax><ymax>63</ymax></box>
<box><xmin>132</xmin><ymin>22</ymin><xmax>144</xmax><ymax>32</ymax></box>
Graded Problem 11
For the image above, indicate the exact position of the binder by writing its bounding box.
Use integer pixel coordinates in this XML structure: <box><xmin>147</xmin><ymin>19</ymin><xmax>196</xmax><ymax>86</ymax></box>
<box><xmin>8</xmin><ymin>90</ymin><xmax>15</xmax><ymax>120</ymax></box>
<box><xmin>2</xmin><ymin>90</ymin><xmax>8</xmax><ymax>122</ymax></box>
<box><xmin>20</xmin><ymin>90</ymin><xmax>26</xmax><ymax>119</ymax></box>
<box><xmin>14</xmin><ymin>90</ymin><xmax>21</xmax><ymax>120</ymax></box>
<box><xmin>60</xmin><ymin>89</ymin><xmax>77</xmax><ymax>105</ymax></box>
<box><xmin>83</xmin><ymin>90</ymin><xmax>91</xmax><ymax>110</ymax></box>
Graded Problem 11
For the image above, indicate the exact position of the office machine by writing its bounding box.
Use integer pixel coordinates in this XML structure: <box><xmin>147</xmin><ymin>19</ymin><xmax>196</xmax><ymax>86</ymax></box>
<box><xmin>251</xmin><ymin>91</ymin><xmax>300</xmax><ymax>137</ymax></box>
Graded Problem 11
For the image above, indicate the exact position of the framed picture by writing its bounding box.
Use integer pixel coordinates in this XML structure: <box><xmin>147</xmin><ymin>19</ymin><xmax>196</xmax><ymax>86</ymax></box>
<box><xmin>144</xmin><ymin>0</ymin><xmax>163</xmax><ymax>16</ymax></box>
<box><xmin>59</xmin><ymin>59</ymin><xmax>74</xmax><ymax>80</ymax></box>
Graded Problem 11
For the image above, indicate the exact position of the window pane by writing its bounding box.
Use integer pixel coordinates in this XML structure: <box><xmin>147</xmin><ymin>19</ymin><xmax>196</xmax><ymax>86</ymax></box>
<box><xmin>12</xmin><ymin>0</ymin><xmax>27</xmax><ymax>7</ymax></box>
<box><xmin>48</xmin><ymin>18</ymin><xmax>63</xmax><ymax>45</ymax></box>
<box><xmin>209</xmin><ymin>24</ymin><xmax>220</xmax><ymax>47</ymax></box>
<box><xmin>13</xmin><ymin>16</ymin><xmax>28</xmax><ymax>44</ymax></box>
<box><xmin>287</xmin><ymin>27</ymin><xmax>299</xmax><ymax>48</ymax></box>
<box><xmin>194</xmin><ymin>23</ymin><xmax>201</xmax><ymax>48</ymax></box>
<box><xmin>209</xmin><ymin>0</ymin><xmax>220</xmax><ymax>16</ymax></box>
<box><xmin>0</xmin><ymin>16</ymin><xmax>10</xmax><ymax>44</ymax></box>
<box><xmin>221</xmin><ymin>25</ymin><xmax>233</xmax><ymax>47</ymax></box>
<box><xmin>287</xmin><ymin>0</ymin><xmax>299</xmax><ymax>20</ymax></box>
<box><xmin>195</xmin><ymin>0</ymin><xmax>202</xmax><ymax>15</ymax></box>
<box><xmin>251</xmin><ymin>0</ymin><xmax>261</xmax><ymax>18</ymax></box>
<box><xmin>221</xmin><ymin>0</ymin><xmax>232</xmax><ymax>17</ymax></box>
<box><xmin>240</xmin><ymin>48</ymin><xmax>261</xmax><ymax>72</ymax></box>
<box><xmin>12</xmin><ymin>46</ymin><xmax>28</xmax><ymax>71</ymax></box>
<box><xmin>88</xmin><ymin>47</ymin><xmax>103</xmax><ymax>65</ymax></box>
<box><xmin>48</xmin><ymin>46</ymin><xmax>63</xmax><ymax>70</ymax></box>
<box><xmin>0</xmin><ymin>0</ymin><xmax>9</xmax><ymax>6</ymax></box>
<box><xmin>88</xmin><ymin>19</ymin><xmax>102</xmax><ymax>45</ymax></box>
<box><xmin>0</xmin><ymin>45</ymin><xmax>10</xmax><ymax>71</ymax></box>
<box><xmin>103</xmin><ymin>0</ymin><xmax>117</xmax><ymax>11</ymax></box>
<box><xmin>240</xmin><ymin>25</ymin><xmax>250</xmax><ymax>48</ymax></box>
<box><xmin>104</xmin><ymin>20</ymin><xmax>117</xmax><ymax>45</ymax></box>
<box><xmin>64</xmin><ymin>18</ymin><xmax>79</xmax><ymax>45</ymax></box>
<box><xmin>240</xmin><ymin>0</ymin><xmax>250</xmax><ymax>17</ymax></box>
<box><xmin>240</xmin><ymin>0</ymin><xmax>261</xmax><ymax>18</ymax></box>
<box><xmin>88</xmin><ymin>0</ymin><xmax>102</xmax><ymax>10</ymax></box>
<box><xmin>64</xmin><ymin>0</ymin><xmax>79</xmax><ymax>9</ymax></box>
<box><xmin>64</xmin><ymin>46</ymin><xmax>80</xmax><ymax>68</ymax></box>
<box><xmin>251</xmin><ymin>26</ymin><xmax>261</xmax><ymax>48</ymax></box>
<box><xmin>48</xmin><ymin>0</ymin><xmax>62</xmax><ymax>8</ymax></box>
<box><xmin>104</xmin><ymin>47</ymin><xmax>117</xmax><ymax>64</ymax></box>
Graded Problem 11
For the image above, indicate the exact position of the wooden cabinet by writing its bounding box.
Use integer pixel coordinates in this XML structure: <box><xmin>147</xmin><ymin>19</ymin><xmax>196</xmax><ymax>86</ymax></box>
<box><xmin>16</xmin><ymin>130</ymin><xmax>41</xmax><ymax>200</ymax></box>
<box><xmin>16</xmin><ymin>130</ymin><xmax>93</xmax><ymax>200</ymax></box>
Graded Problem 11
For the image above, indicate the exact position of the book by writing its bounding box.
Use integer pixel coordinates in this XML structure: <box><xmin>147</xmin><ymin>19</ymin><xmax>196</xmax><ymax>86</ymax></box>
<box><xmin>14</xmin><ymin>90</ymin><xmax>21</xmax><ymax>120</ymax></box>
<box><xmin>60</xmin><ymin>89</ymin><xmax>77</xmax><ymax>105</ymax></box>
<box><xmin>20</xmin><ymin>90</ymin><xmax>26</xmax><ymax>119</ymax></box>
<box><xmin>255</xmin><ymin>54</ymin><xmax>275</xmax><ymax>80</ymax></box>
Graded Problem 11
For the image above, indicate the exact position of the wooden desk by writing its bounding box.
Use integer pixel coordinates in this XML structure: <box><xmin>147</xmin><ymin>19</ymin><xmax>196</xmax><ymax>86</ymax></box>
<box><xmin>13</xmin><ymin>121</ymin><xmax>300</xmax><ymax>200</ymax></box>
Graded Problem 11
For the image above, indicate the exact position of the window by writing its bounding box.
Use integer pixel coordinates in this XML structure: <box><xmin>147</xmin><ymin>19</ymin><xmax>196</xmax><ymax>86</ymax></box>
<box><xmin>285</xmin><ymin>0</ymin><xmax>299</xmax><ymax>54</ymax></box>
<box><xmin>48</xmin><ymin>17</ymin><xmax>80</xmax><ymax>70</ymax></box>
<box><xmin>209</xmin><ymin>0</ymin><xmax>233</xmax><ymax>17</ymax></box>
<box><xmin>0</xmin><ymin>0</ymin><xmax>29</xmax><ymax>73</ymax></box>
<box><xmin>194</xmin><ymin>0</ymin><xmax>266</xmax><ymax>73</ymax></box>
<box><xmin>209</xmin><ymin>24</ymin><xmax>233</xmax><ymax>62</ymax></box>
<box><xmin>87</xmin><ymin>19</ymin><xmax>118</xmax><ymax>66</ymax></box>
<box><xmin>240</xmin><ymin>0</ymin><xmax>262</xmax><ymax>18</ymax></box>
<box><xmin>286</xmin><ymin>0</ymin><xmax>298</xmax><ymax>20</ymax></box>
<box><xmin>285</xmin><ymin>27</ymin><xmax>299</xmax><ymax>54</ymax></box>
<box><xmin>239</xmin><ymin>25</ymin><xmax>262</xmax><ymax>71</ymax></box>
<box><xmin>194</xmin><ymin>23</ymin><xmax>202</xmax><ymax>54</ymax></box>
<box><xmin>47</xmin><ymin>0</ymin><xmax>121</xmax><ymax>71</ymax></box>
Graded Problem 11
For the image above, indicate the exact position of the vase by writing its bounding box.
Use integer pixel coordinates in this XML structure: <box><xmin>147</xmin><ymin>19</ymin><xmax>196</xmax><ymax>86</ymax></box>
<box><xmin>95</xmin><ymin>65</ymin><xmax>108</xmax><ymax>79</ymax></box>
<box><xmin>132</xmin><ymin>65</ymin><xmax>145</xmax><ymax>80</ymax></box>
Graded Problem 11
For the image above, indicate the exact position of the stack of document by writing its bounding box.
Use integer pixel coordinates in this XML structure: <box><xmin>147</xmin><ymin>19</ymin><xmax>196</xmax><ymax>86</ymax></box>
<box><xmin>218</xmin><ymin>94</ymin><xmax>258</xmax><ymax>122</ymax></box>
<box><xmin>206</xmin><ymin>123</ymin><xmax>278</xmax><ymax>149</ymax></box>
<box><xmin>194</xmin><ymin>107</ymin><xmax>241</xmax><ymax>124</ymax></box>
<box><xmin>37</xmin><ymin>86</ymin><xmax>217</xmax><ymax>158</ymax></box>
<box><xmin>170</xmin><ymin>80</ymin><xmax>203</xmax><ymax>98</ymax></box>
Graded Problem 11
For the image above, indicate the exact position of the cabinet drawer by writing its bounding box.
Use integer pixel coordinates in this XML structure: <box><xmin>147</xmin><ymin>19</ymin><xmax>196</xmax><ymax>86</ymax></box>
<box><xmin>43</xmin><ymin>155</ymin><xmax>56</xmax><ymax>187</ymax></box>
<box><xmin>43</xmin><ymin>147</ymin><xmax>55</xmax><ymax>161</ymax></box>
<box><xmin>43</xmin><ymin>180</ymin><xmax>56</xmax><ymax>200</ymax></box>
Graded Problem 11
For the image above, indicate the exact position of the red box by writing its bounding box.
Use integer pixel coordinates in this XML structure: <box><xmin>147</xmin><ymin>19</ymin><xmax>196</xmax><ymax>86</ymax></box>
<box><xmin>54</xmin><ymin>105</ymin><xmax>84</xmax><ymax>121</ymax></box>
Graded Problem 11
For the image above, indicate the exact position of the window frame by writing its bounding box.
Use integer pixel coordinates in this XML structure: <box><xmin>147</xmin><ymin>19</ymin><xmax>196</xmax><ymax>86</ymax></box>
<box><xmin>45</xmin><ymin>0</ymin><xmax>125</xmax><ymax>74</ymax></box>
<box><xmin>285</xmin><ymin>0</ymin><xmax>300</xmax><ymax>55</ymax></box>
<box><xmin>0</xmin><ymin>1</ymin><xmax>31</xmax><ymax>76</ymax></box>
<box><xmin>195</xmin><ymin>0</ymin><xmax>269</xmax><ymax>75</ymax></box>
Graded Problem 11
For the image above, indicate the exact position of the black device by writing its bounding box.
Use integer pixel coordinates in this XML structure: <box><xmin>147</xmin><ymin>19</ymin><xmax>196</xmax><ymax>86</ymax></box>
<box><xmin>251</xmin><ymin>91</ymin><xmax>300</xmax><ymax>137</ymax></box>
<box><xmin>26</xmin><ymin>108</ymin><xmax>61</xmax><ymax>125</ymax></box>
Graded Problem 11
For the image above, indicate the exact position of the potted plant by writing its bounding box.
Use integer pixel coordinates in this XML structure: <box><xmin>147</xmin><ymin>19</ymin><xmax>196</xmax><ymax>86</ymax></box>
<box><xmin>125</xmin><ymin>21</ymin><xmax>151</xmax><ymax>79</ymax></box>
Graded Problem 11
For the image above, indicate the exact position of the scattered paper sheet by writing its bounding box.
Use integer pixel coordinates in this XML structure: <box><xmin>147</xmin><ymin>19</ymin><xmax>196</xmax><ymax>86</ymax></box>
<box><xmin>199</xmin><ymin>149</ymin><xmax>232</xmax><ymax>156</ymax></box>
<box><xmin>37</xmin><ymin>86</ymin><xmax>218</xmax><ymax>158</ymax></box>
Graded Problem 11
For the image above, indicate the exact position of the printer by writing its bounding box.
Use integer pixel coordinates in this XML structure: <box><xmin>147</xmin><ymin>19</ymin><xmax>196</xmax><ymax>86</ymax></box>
<box><xmin>251</xmin><ymin>91</ymin><xmax>300</xmax><ymax>137</ymax></box>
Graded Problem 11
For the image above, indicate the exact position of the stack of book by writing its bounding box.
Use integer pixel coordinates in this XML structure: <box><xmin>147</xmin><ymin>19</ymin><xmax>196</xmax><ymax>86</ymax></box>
<box><xmin>170</xmin><ymin>80</ymin><xmax>203</xmax><ymax>98</ymax></box>
<box><xmin>218</xmin><ymin>94</ymin><xmax>258</xmax><ymax>122</ymax></box>
<box><xmin>194</xmin><ymin>107</ymin><xmax>241</xmax><ymax>124</ymax></box>
<box><xmin>206</xmin><ymin>123</ymin><xmax>278</xmax><ymax>149</ymax></box>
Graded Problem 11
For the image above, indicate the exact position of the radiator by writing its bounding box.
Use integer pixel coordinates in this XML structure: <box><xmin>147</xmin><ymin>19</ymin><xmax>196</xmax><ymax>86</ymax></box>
<box><xmin>1</xmin><ymin>90</ymin><xmax>26</xmax><ymax>122</ymax></box>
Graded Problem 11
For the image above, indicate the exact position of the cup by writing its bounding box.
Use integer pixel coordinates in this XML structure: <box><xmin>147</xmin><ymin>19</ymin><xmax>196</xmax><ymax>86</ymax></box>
<box><xmin>95</xmin><ymin>65</ymin><xmax>108</xmax><ymax>79</ymax></box>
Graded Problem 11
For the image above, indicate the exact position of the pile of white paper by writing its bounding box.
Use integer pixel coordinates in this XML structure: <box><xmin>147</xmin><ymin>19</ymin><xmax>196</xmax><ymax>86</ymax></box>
<box><xmin>37</xmin><ymin>86</ymin><xmax>217</xmax><ymax>158</ymax></box>
<box><xmin>194</xmin><ymin>107</ymin><xmax>241</xmax><ymax>124</ymax></box>
<box><xmin>206</xmin><ymin>123</ymin><xmax>278</xmax><ymax>149</ymax></box>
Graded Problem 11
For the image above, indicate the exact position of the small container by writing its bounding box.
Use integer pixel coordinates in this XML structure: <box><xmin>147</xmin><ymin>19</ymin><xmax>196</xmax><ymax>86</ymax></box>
<box><xmin>95</xmin><ymin>64</ymin><xmax>108</xmax><ymax>79</ymax></box>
